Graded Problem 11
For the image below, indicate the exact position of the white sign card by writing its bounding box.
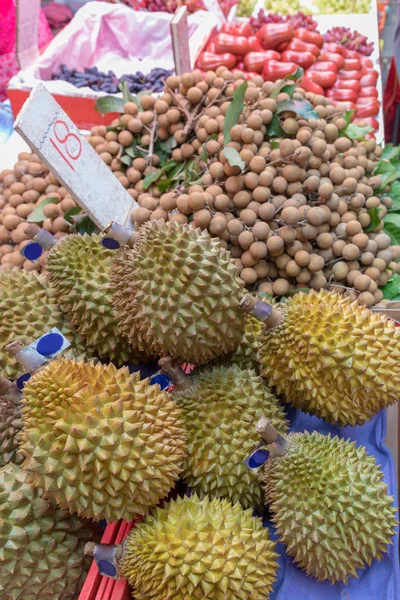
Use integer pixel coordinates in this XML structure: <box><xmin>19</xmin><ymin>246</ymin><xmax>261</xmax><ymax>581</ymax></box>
<box><xmin>14</xmin><ymin>84</ymin><xmax>137</xmax><ymax>230</ymax></box>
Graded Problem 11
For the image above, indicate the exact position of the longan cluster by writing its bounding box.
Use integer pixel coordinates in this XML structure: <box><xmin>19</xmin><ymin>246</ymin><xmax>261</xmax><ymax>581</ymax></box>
<box><xmin>0</xmin><ymin>153</ymin><xmax>76</xmax><ymax>272</ymax></box>
<box><xmin>86</xmin><ymin>68</ymin><xmax>396</xmax><ymax>307</ymax></box>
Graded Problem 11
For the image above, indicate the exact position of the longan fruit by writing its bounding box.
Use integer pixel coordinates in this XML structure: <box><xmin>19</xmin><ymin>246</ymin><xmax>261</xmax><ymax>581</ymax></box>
<box><xmin>296</xmin><ymin>268</ymin><xmax>312</xmax><ymax>284</ymax></box>
<box><xmin>308</xmin><ymin>254</ymin><xmax>325</xmax><ymax>272</ymax></box>
<box><xmin>244</xmin><ymin>172</ymin><xmax>259</xmax><ymax>190</ymax></box>
<box><xmin>280</xmin><ymin>139</ymin><xmax>295</xmax><ymax>158</ymax></box>
<box><xmin>304</xmin><ymin>175</ymin><xmax>320</xmax><ymax>192</ymax></box>
<box><xmin>209</xmin><ymin>216</ymin><xmax>227</xmax><ymax>235</ymax></box>
<box><xmin>259</xmin><ymin>203</ymin><xmax>275</xmax><ymax>222</ymax></box>
<box><xmin>267</xmin><ymin>236</ymin><xmax>284</xmax><ymax>256</ymax></box>
<box><xmin>272</xmin><ymin>177</ymin><xmax>287</xmax><ymax>194</ymax></box>
<box><xmin>345</xmin><ymin>220</ymin><xmax>361</xmax><ymax>236</ymax></box>
<box><xmin>316</xmin><ymin>232</ymin><xmax>333</xmax><ymax>249</ymax></box>
<box><xmin>254</xmin><ymin>260</ymin><xmax>269</xmax><ymax>278</ymax></box>
<box><xmin>358</xmin><ymin>291</ymin><xmax>375</xmax><ymax>307</ymax></box>
<box><xmin>252</xmin><ymin>221</ymin><xmax>270</xmax><ymax>240</ymax></box>
<box><xmin>240</xmin><ymin>267</ymin><xmax>258</xmax><ymax>284</ymax></box>
<box><xmin>131</xmin><ymin>207</ymin><xmax>151</xmax><ymax>224</ymax></box>
<box><xmin>307</xmin><ymin>207</ymin><xmax>326</xmax><ymax>226</ymax></box>
<box><xmin>240</xmin><ymin>209</ymin><xmax>257</xmax><ymax>227</ymax></box>
<box><xmin>372</xmin><ymin>257</ymin><xmax>387</xmax><ymax>272</ymax></box>
<box><xmin>278</xmin><ymin>226</ymin><xmax>296</xmax><ymax>244</ymax></box>
<box><xmin>281</xmin><ymin>165</ymin><xmax>300</xmax><ymax>183</ymax></box>
<box><xmin>272</xmin><ymin>279</ymin><xmax>289</xmax><ymax>296</ymax></box>
<box><xmin>238</xmin><ymin>231</ymin><xmax>255</xmax><ymax>250</ymax></box>
<box><xmin>187</xmin><ymin>193</ymin><xmax>205</xmax><ymax>211</ymax></box>
<box><xmin>301</xmin><ymin>224</ymin><xmax>318</xmax><ymax>240</ymax></box>
<box><xmin>294</xmin><ymin>250</ymin><xmax>310</xmax><ymax>267</ymax></box>
<box><xmin>169</xmin><ymin>213</ymin><xmax>188</xmax><ymax>224</ymax></box>
<box><xmin>193</xmin><ymin>209</ymin><xmax>211</xmax><ymax>228</ymax></box>
<box><xmin>375</xmin><ymin>233</ymin><xmax>391</xmax><ymax>249</ymax></box>
<box><xmin>249</xmin><ymin>241</ymin><xmax>267</xmax><ymax>259</ymax></box>
<box><xmin>227</xmin><ymin>219</ymin><xmax>243</xmax><ymax>236</ymax></box>
<box><xmin>3</xmin><ymin>215</ymin><xmax>21</xmax><ymax>230</ymax></box>
<box><xmin>332</xmin><ymin>261</ymin><xmax>349</xmax><ymax>280</ymax></box>
<box><xmin>354</xmin><ymin>274</ymin><xmax>371</xmax><ymax>291</ymax></box>
<box><xmin>341</xmin><ymin>243</ymin><xmax>360</xmax><ymax>260</ymax></box>
<box><xmin>43</xmin><ymin>203</ymin><xmax>60</xmax><ymax>219</ymax></box>
<box><xmin>241</xmin><ymin>250</ymin><xmax>257</xmax><ymax>268</ymax></box>
<box><xmin>258</xmin><ymin>281</ymin><xmax>273</xmax><ymax>294</ymax></box>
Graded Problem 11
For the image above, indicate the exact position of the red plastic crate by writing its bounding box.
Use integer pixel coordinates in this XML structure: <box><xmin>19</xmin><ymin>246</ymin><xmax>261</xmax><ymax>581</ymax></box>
<box><xmin>78</xmin><ymin>517</ymin><xmax>142</xmax><ymax>600</ymax></box>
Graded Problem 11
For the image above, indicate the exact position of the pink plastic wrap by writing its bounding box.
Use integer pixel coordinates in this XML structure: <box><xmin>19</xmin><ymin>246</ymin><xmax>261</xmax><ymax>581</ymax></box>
<box><xmin>0</xmin><ymin>0</ymin><xmax>52</xmax><ymax>100</ymax></box>
<box><xmin>7</xmin><ymin>2</ymin><xmax>217</xmax><ymax>99</ymax></box>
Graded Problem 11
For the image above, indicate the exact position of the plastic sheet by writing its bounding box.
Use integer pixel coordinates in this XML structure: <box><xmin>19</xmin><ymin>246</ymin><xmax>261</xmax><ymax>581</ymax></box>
<box><xmin>7</xmin><ymin>2</ymin><xmax>217</xmax><ymax>98</ymax></box>
<box><xmin>268</xmin><ymin>407</ymin><xmax>400</xmax><ymax>600</ymax></box>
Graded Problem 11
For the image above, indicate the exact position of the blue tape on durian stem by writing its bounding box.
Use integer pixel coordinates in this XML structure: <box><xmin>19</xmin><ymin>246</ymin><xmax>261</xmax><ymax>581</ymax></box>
<box><xmin>243</xmin><ymin>441</ymin><xmax>270</xmax><ymax>472</ymax></box>
<box><xmin>93</xmin><ymin>544</ymin><xmax>120</xmax><ymax>580</ymax></box>
<box><xmin>100</xmin><ymin>221</ymin><xmax>134</xmax><ymax>250</ymax></box>
<box><xmin>15</xmin><ymin>328</ymin><xmax>71</xmax><ymax>373</ymax></box>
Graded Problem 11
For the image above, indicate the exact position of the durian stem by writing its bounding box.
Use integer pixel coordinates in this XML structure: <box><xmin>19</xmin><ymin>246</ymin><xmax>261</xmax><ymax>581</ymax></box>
<box><xmin>25</xmin><ymin>225</ymin><xmax>57</xmax><ymax>250</ymax></box>
<box><xmin>158</xmin><ymin>357</ymin><xmax>191</xmax><ymax>390</ymax></box>
<box><xmin>240</xmin><ymin>294</ymin><xmax>283</xmax><ymax>329</ymax></box>
<box><xmin>6</xmin><ymin>340</ymin><xmax>45</xmax><ymax>375</ymax></box>
<box><xmin>103</xmin><ymin>222</ymin><xmax>139</xmax><ymax>248</ymax></box>
<box><xmin>256</xmin><ymin>417</ymin><xmax>290</xmax><ymax>457</ymax></box>
<box><xmin>0</xmin><ymin>377</ymin><xmax>12</xmax><ymax>396</ymax></box>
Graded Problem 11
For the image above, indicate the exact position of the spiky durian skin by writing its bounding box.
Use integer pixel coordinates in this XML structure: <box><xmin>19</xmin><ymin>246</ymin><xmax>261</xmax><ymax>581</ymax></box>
<box><xmin>0</xmin><ymin>269</ymin><xmax>84</xmax><ymax>379</ymax></box>
<box><xmin>120</xmin><ymin>494</ymin><xmax>278</xmax><ymax>600</ymax></box>
<box><xmin>264</xmin><ymin>431</ymin><xmax>398</xmax><ymax>584</ymax></box>
<box><xmin>20</xmin><ymin>358</ymin><xmax>186</xmax><ymax>522</ymax></box>
<box><xmin>0</xmin><ymin>391</ymin><xmax>23</xmax><ymax>467</ymax></box>
<box><xmin>111</xmin><ymin>221</ymin><xmax>246</xmax><ymax>365</ymax></box>
<box><xmin>174</xmin><ymin>364</ymin><xmax>288</xmax><ymax>508</ymax></box>
<box><xmin>46</xmin><ymin>233</ymin><xmax>152</xmax><ymax>365</ymax></box>
<box><xmin>216</xmin><ymin>293</ymin><xmax>271</xmax><ymax>371</ymax></box>
<box><xmin>258</xmin><ymin>289</ymin><xmax>400</xmax><ymax>426</ymax></box>
<box><xmin>0</xmin><ymin>463</ymin><xmax>92</xmax><ymax>600</ymax></box>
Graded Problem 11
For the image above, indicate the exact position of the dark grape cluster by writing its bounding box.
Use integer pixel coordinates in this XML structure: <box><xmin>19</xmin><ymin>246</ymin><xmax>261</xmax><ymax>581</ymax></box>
<box><xmin>250</xmin><ymin>10</ymin><xmax>317</xmax><ymax>32</ymax></box>
<box><xmin>120</xmin><ymin>67</ymin><xmax>173</xmax><ymax>94</ymax></box>
<box><xmin>52</xmin><ymin>65</ymin><xmax>120</xmax><ymax>93</ymax></box>
<box><xmin>323</xmin><ymin>27</ymin><xmax>374</xmax><ymax>56</ymax></box>
<box><xmin>52</xmin><ymin>65</ymin><xmax>173</xmax><ymax>94</ymax></box>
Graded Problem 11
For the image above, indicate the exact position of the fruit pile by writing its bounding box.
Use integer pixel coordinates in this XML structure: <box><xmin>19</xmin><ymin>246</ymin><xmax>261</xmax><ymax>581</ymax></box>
<box><xmin>250</xmin><ymin>9</ymin><xmax>318</xmax><ymax>30</ymax></box>
<box><xmin>0</xmin><ymin>155</ymin><xmax>76</xmax><ymax>271</ymax></box>
<box><xmin>323</xmin><ymin>26</ymin><xmax>374</xmax><ymax>56</ymax></box>
<box><xmin>52</xmin><ymin>64</ymin><xmax>173</xmax><ymax>94</ymax></box>
<box><xmin>314</xmin><ymin>0</ymin><xmax>370</xmax><ymax>14</ymax></box>
<box><xmin>196</xmin><ymin>22</ymin><xmax>380</xmax><ymax>130</ymax></box>
<box><xmin>143</xmin><ymin>0</ymin><xmax>236</xmax><ymax>15</ymax></box>
<box><xmin>85</xmin><ymin>69</ymin><xmax>395</xmax><ymax>307</ymax></box>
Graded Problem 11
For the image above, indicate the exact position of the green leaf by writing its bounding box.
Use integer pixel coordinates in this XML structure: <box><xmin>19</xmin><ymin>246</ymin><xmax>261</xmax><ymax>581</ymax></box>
<box><xmin>75</xmin><ymin>216</ymin><xmax>97</xmax><ymax>235</ymax></box>
<box><xmin>382</xmin><ymin>144</ymin><xmax>400</xmax><ymax>160</ymax></box>
<box><xmin>158</xmin><ymin>137</ymin><xmax>177</xmax><ymax>153</ymax></box>
<box><xmin>364</xmin><ymin>207</ymin><xmax>381</xmax><ymax>232</ymax></box>
<box><xmin>384</xmin><ymin>213</ymin><xmax>400</xmax><ymax>244</ymax></box>
<box><xmin>95</xmin><ymin>96</ymin><xmax>125</xmax><ymax>115</ymax></box>
<box><xmin>119</xmin><ymin>81</ymin><xmax>133</xmax><ymax>103</ymax></box>
<box><xmin>267</xmin><ymin>115</ymin><xmax>285</xmax><ymax>138</ymax></box>
<box><xmin>223</xmin><ymin>82</ymin><xmax>248</xmax><ymax>144</ymax></box>
<box><xmin>343</xmin><ymin>109</ymin><xmax>355</xmax><ymax>126</ymax></box>
<box><xmin>63</xmin><ymin>206</ymin><xmax>83</xmax><ymax>224</ymax></box>
<box><xmin>380</xmin><ymin>274</ymin><xmax>400</xmax><ymax>300</ymax></box>
<box><xmin>224</xmin><ymin>147</ymin><xmax>245</xmax><ymax>170</ymax></box>
<box><xmin>344</xmin><ymin>123</ymin><xmax>373</xmax><ymax>140</ymax></box>
<box><xmin>280</xmin><ymin>84</ymin><xmax>296</xmax><ymax>98</ymax></box>
<box><xmin>271</xmin><ymin>140</ymin><xmax>280</xmax><ymax>149</ymax></box>
<box><xmin>120</xmin><ymin>155</ymin><xmax>132</xmax><ymax>167</ymax></box>
<box><xmin>27</xmin><ymin>198</ymin><xmax>59</xmax><ymax>223</ymax></box>
<box><xmin>271</xmin><ymin>68</ymin><xmax>304</xmax><ymax>99</ymax></box>
<box><xmin>142</xmin><ymin>169</ymin><xmax>163</xmax><ymax>190</ymax></box>
<box><xmin>276</xmin><ymin>99</ymin><xmax>319</xmax><ymax>120</ymax></box>
<box><xmin>199</xmin><ymin>143</ymin><xmax>208</xmax><ymax>162</ymax></box>
<box><xmin>374</xmin><ymin>160</ymin><xmax>398</xmax><ymax>175</ymax></box>
<box><xmin>106</xmin><ymin>124</ymin><xmax>123</xmax><ymax>132</ymax></box>
<box><xmin>377</xmin><ymin>171</ymin><xmax>400</xmax><ymax>192</ymax></box>
<box><xmin>157</xmin><ymin>179</ymin><xmax>173</xmax><ymax>192</ymax></box>
<box><xmin>387</xmin><ymin>180</ymin><xmax>400</xmax><ymax>212</ymax></box>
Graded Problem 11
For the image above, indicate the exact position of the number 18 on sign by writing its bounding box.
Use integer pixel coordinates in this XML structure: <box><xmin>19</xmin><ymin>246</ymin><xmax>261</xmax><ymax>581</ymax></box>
<box><xmin>14</xmin><ymin>83</ymin><xmax>137</xmax><ymax>230</ymax></box>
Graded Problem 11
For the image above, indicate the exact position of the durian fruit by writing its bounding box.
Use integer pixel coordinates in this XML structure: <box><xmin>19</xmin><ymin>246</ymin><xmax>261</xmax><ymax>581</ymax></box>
<box><xmin>20</xmin><ymin>358</ymin><xmax>186</xmax><ymax>522</ymax></box>
<box><xmin>256</xmin><ymin>289</ymin><xmax>400</xmax><ymax>426</ymax></box>
<box><xmin>0</xmin><ymin>379</ymin><xmax>23</xmax><ymax>466</ymax></box>
<box><xmin>0</xmin><ymin>269</ymin><xmax>84</xmax><ymax>379</ymax></box>
<box><xmin>119</xmin><ymin>494</ymin><xmax>278</xmax><ymax>600</ymax></box>
<box><xmin>216</xmin><ymin>293</ymin><xmax>270</xmax><ymax>371</ymax></box>
<box><xmin>264</xmin><ymin>429</ymin><xmax>398</xmax><ymax>584</ymax></box>
<box><xmin>111</xmin><ymin>221</ymin><xmax>246</xmax><ymax>364</ymax></box>
<box><xmin>173</xmin><ymin>364</ymin><xmax>288</xmax><ymax>508</ymax></box>
<box><xmin>46</xmin><ymin>233</ymin><xmax>152</xmax><ymax>365</ymax></box>
<box><xmin>0</xmin><ymin>463</ymin><xmax>92</xmax><ymax>600</ymax></box>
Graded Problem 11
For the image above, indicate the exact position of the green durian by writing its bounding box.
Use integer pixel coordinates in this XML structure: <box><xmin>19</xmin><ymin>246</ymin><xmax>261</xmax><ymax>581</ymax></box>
<box><xmin>0</xmin><ymin>463</ymin><xmax>92</xmax><ymax>600</ymax></box>
<box><xmin>20</xmin><ymin>358</ymin><xmax>186</xmax><ymax>522</ymax></box>
<box><xmin>174</xmin><ymin>364</ymin><xmax>288</xmax><ymax>508</ymax></box>
<box><xmin>46</xmin><ymin>233</ymin><xmax>153</xmax><ymax>365</ymax></box>
<box><xmin>264</xmin><ymin>430</ymin><xmax>398</xmax><ymax>583</ymax></box>
<box><xmin>119</xmin><ymin>494</ymin><xmax>278</xmax><ymax>600</ymax></box>
<box><xmin>0</xmin><ymin>269</ymin><xmax>84</xmax><ymax>379</ymax></box>
<box><xmin>257</xmin><ymin>289</ymin><xmax>400</xmax><ymax>425</ymax></box>
<box><xmin>111</xmin><ymin>221</ymin><xmax>246</xmax><ymax>365</ymax></box>
<box><xmin>0</xmin><ymin>380</ymin><xmax>23</xmax><ymax>467</ymax></box>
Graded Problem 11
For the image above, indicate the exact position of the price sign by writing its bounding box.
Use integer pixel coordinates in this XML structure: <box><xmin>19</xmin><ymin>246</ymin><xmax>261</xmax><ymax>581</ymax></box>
<box><xmin>14</xmin><ymin>84</ymin><xmax>137</xmax><ymax>230</ymax></box>
<box><xmin>170</xmin><ymin>7</ymin><xmax>191</xmax><ymax>76</ymax></box>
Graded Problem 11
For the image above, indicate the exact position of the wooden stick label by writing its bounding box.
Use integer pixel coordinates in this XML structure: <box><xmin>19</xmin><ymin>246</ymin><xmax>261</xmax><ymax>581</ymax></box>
<box><xmin>14</xmin><ymin>83</ymin><xmax>137</xmax><ymax>230</ymax></box>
